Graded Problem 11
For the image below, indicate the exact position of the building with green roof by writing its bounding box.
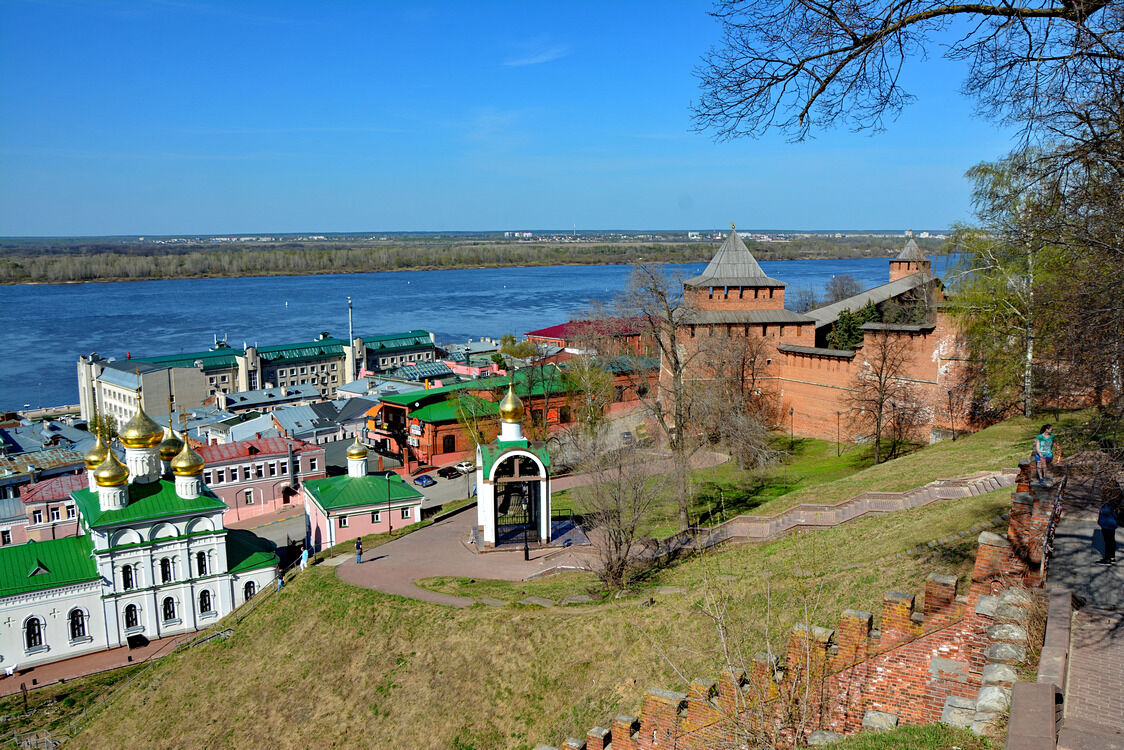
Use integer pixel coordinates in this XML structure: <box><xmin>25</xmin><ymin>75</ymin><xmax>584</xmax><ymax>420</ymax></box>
<box><xmin>1</xmin><ymin>430</ymin><xmax>279</xmax><ymax>672</ymax></box>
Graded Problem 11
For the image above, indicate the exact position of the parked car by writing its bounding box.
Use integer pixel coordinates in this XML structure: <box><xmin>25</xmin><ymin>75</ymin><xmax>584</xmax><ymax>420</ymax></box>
<box><xmin>454</xmin><ymin>460</ymin><xmax>475</xmax><ymax>473</ymax></box>
<box><xmin>412</xmin><ymin>474</ymin><xmax>436</xmax><ymax>487</ymax></box>
<box><xmin>436</xmin><ymin>466</ymin><xmax>461</xmax><ymax>479</ymax></box>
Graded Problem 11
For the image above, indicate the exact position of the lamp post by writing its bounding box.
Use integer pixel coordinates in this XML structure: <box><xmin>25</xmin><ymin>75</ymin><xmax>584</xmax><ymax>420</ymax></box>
<box><xmin>789</xmin><ymin>407</ymin><xmax>794</xmax><ymax>449</ymax></box>
<box><xmin>521</xmin><ymin>495</ymin><xmax>530</xmax><ymax>561</ymax></box>
<box><xmin>386</xmin><ymin>472</ymin><xmax>392</xmax><ymax>537</ymax></box>
<box><xmin>836</xmin><ymin>411</ymin><xmax>841</xmax><ymax>457</ymax></box>
<box><xmin>947</xmin><ymin>389</ymin><xmax>956</xmax><ymax>441</ymax></box>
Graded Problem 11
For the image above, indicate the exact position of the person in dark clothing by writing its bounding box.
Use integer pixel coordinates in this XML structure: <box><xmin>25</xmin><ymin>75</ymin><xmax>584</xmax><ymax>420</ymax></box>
<box><xmin>355</xmin><ymin>537</ymin><xmax>363</xmax><ymax>565</ymax></box>
<box><xmin>1097</xmin><ymin>493</ymin><xmax>1119</xmax><ymax>565</ymax></box>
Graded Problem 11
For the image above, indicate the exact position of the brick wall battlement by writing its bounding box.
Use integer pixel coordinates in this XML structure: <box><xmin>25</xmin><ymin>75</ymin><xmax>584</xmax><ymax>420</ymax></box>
<box><xmin>539</xmin><ymin>463</ymin><xmax>1063</xmax><ymax>749</ymax></box>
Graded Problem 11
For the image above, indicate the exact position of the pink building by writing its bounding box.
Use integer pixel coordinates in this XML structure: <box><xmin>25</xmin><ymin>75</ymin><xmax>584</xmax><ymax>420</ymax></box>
<box><xmin>19</xmin><ymin>472</ymin><xmax>85</xmax><ymax>542</ymax></box>
<box><xmin>196</xmin><ymin>438</ymin><xmax>326</xmax><ymax>522</ymax></box>
<box><xmin>303</xmin><ymin>439</ymin><xmax>423</xmax><ymax>551</ymax></box>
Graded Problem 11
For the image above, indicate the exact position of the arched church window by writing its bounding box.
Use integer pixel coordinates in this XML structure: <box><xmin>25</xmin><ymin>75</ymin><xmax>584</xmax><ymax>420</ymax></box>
<box><xmin>69</xmin><ymin>609</ymin><xmax>86</xmax><ymax>639</ymax></box>
<box><xmin>25</xmin><ymin>617</ymin><xmax>43</xmax><ymax>650</ymax></box>
<box><xmin>124</xmin><ymin>604</ymin><xmax>139</xmax><ymax>629</ymax></box>
<box><xmin>160</xmin><ymin>558</ymin><xmax>172</xmax><ymax>584</ymax></box>
<box><xmin>162</xmin><ymin>597</ymin><xmax>176</xmax><ymax>622</ymax></box>
<box><xmin>244</xmin><ymin>581</ymin><xmax>256</xmax><ymax>600</ymax></box>
<box><xmin>199</xmin><ymin>590</ymin><xmax>213</xmax><ymax>614</ymax></box>
<box><xmin>196</xmin><ymin>551</ymin><xmax>207</xmax><ymax>576</ymax></box>
<box><xmin>121</xmin><ymin>565</ymin><xmax>134</xmax><ymax>590</ymax></box>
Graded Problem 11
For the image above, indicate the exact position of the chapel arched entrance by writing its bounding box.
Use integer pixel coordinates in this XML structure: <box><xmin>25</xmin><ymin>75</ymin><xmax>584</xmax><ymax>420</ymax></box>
<box><xmin>491</xmin><ymin>453</ymin><xmax>545</xmax><ymax>545</ymax></box>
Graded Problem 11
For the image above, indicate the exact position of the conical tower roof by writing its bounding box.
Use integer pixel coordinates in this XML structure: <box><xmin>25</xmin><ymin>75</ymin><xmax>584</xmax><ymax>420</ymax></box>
<box><xmin>684</xmin><ymin>227</ymin><xmax>786</xmax><ymax>288</ymax></box>
<box><xmin>895</xmin><ymin>232</ymin><xmax>927</xmax><ymax>262</ymax></box>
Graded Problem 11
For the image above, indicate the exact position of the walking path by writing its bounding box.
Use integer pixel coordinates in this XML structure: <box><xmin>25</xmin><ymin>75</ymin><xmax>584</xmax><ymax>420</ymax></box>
<box><xmin>336</xmin><ymin>467</ymin><xmax>1018</xmax><ymax>608</ymax></box>
<box><xmin>1049</xmin><ymin>473</ymin><xmax>1124</xmax><ymax>749</ymax></box>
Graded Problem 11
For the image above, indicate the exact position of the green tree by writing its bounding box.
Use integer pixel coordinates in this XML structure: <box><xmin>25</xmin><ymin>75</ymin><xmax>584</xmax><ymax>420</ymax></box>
<box><xmin>89</xmin><ymin>413</ymin><xmax>119</xmax><ymax>443</ymax></box>
<box><xmin>826</xmin><ymin>301</ymin><xmax>880</xmax><ymax>351</ymax></box>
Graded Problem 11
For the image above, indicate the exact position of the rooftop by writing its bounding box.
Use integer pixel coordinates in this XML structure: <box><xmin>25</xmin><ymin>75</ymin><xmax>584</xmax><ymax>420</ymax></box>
<box><xmin>71</xmin><ymin>480</ymin><xmax>227</xmax><ymax>530</ymax></box>
<box><xmin>303</xmin><ymin>473</ymin><xmax>423</xmax><ymax>512</ymax></box>
<box><xmin>20</xmin><ymin>472</ymin><xmax>89</xmax><ymax>504</ymax></box>
<box><xmin>222</xmin><ymin>383</ymin><xmax>320</xmax><ymax>408</ymax></box>
<box><xmin>682</xmin><ymin>309</ymin><xmax>815</xmax><ymax>326</ymax></box>
<box><xmin>684</xmin><ymin>230</ymin><xmax>787</xmax><ymax>288</ymax></box>
<box><xmin>0</xmin><ymin>420</ymin><xmax>95</xmax><ymax>457</ymax></box>
<box><xmin>777</xmin><ymin>344</ymin><xmax>857</xmax><ymax>359</ymax></box>
<box><xmin>525</xmin><ymin>318</ymin><xmax>642</xmax><ymax>340</ymax></box>
<box><xmin>0</xmin><ymin>535</ymin><xmax>98</xmax><ymax>598</ymax></box>
<box><xmin>197</xmin><ymin>437</ymin><xmax>317</xmax><ymax>464</ymax></box>
<box><xmin>804</xmin><ymin>272</ymin><xmax>935</xmax><ymax>330</ymax></box>
<box><xmin>391</xmin><ymin>362</ymin><xmax>454</xmax><ymax>382</ymax></box>
<box><xmin>0</xmin><ymin>448</ymin><xmax>86</xmax><ymax>481</ymax></box>
<box><xmin>895</xmin><ymin>236</ymin><xmax>928</xmax><ymax>262</ymax></box>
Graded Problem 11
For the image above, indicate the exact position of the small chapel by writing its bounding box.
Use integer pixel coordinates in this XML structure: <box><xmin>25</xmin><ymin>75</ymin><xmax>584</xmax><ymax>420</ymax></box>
<box><xmin>0</xmin><ymin>397</ymin><xmax>278</xmax><ymax>671</ymax></box>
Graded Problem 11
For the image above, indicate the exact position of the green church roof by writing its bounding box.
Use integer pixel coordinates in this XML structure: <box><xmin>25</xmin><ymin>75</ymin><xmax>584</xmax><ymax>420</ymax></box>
<box><xmin>71</xmin><ymin>481</ymin><xmax>228</xmax><ymax>529</ymax></box>
<box><xmin>0</xmin><ymin>535</ymin><xmax>99</xmax><ymax>598</ymax></box>
<box><xmin>479</xmin><ymin>442</ymin><xmax>551</xmax><ymax>480</ymax></box>
<box><xmin>304</xmin><ymin>473</ymin><xmax>423</xmax><ymax>512</ymax></box>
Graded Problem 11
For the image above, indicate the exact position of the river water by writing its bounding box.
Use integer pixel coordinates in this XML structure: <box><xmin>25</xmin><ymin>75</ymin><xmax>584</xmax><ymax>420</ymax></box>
<box><xmin>0</xmin><ymin>255</ymin><xmax>953</xmax><ymax>410</ymax></box>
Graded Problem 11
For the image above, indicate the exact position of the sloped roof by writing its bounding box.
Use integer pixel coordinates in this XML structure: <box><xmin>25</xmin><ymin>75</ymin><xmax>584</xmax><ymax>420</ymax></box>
<box><xmin>226</xmin><ymin>528</ymin><xmax>279</xmax><ymax>573</ymax></box>
<box><xmin>895</xmin><ymin>236</ymin><xmax>928</xmax><ymax>262</ymax></box>
<box><xmin>21</xmin><ymin>472</ymin><xmax>88</xmax><ymax>504</ymax></box>
<box><xmin>682</xmin><ymin>309</ymin><xmax>815</xmax><ymax>326</ymax></box>
<box><xmin>303</xmin><ymin>473</ymin><xmax>422</xmax><ymax>512</ymax></box>
<box><xmin>804</xmin><ymin>273</ymin><xmax>935</xmax><ymax>329</ymax></box>
<box><xmin>684</xmin><ymin>231</ymin><xmax>787</xmax><ymax>288</ymax></box>
<box><xmin>71</xmin><ymin>480</ymin><xmax>227</xmax><ymax>529</ymax></box>
<box><xmin>197</xmin><ymin>437</ymin><xmax>317</xmax><ymax>464</ymax></box>
<box><xmin>0</xmin><ymin>535</ymin><xmax>98</xmax><ymax>597</ymax></box>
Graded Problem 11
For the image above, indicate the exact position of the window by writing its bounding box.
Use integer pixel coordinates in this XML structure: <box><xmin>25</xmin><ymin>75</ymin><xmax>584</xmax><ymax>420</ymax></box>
<box><xmin>199</xmin><ymin>590</ymin><xmax>213</xmax><ymax>614</ymax></box>
<box><xmin>204</xmin><ymin>470</ymin><xmax>213</xmax><ymax>484</ymax></box>
<box><xmin>244</xmin><ymin>581</ymin><xmax>256</xmax><ymax>600</ymax></box>
<box><xmin>66</xmin><ymin>505</ymin><xmax>75</xmax><ymax>519</ymax></box>
<box><xmin>25</xmin><ymin>617</ymin><xmax>43</xmax><ymax>650</ymax></box>
<box><xmin>1</xmin><ymin>530</ymin><xmax>10</xmax><ymax>545</ymax></box>
<box><xmin>124</xmin><ymin>604</ymin><xmax>139</xmax><ymax>630</ymax></box>
<box><xmin>442</xmin><ymin>435</ymin><xmax>456</xmax><ymax>453</ymax></box>
<box><xmin>196</xmin><ymin>551</ymin><xmax>207</xmax><ymax>576</ymax></box>
<box><xmin>216</xmin><ymin>469</ymin><xmax>226</xmax><ymax>484</ymax></box>
<box><xmin>371</xmin><ymin>510</ymin><xmax>381</xmax><ymax>523</ymax></box>
<box><xmin>160</xmin><ymin>558</ymin><xmax>173</xmax><ymax>584</ymax></box>
<box><xmin>122</xmin><ymin>565</ymin><xmax>134</xmax><ymax>590</ymax></box>
<box><xmin>244</xmin><ymin>489</ymin><xmax>254</xmax><ymax>505</ymax></box>
<box><xmin>255</xmin><ymin>464</ymin><xmax>264</xmax><ymax>479</ymax></box>
<box><xmin>400</xmin><ymin>508</ymin><xmax>411</xmax><ymax>520</ymax></box>
<box><xmin>300</xmin><ymin>367</ymin><xmax>307</xmax><ymax>374</ymax></box>
<box><xmin>338</xmin><ymin>516</ymin><xmax>349</xmax><ymax>528</ymax></box>
<box><xmin>69</xmin><ymin>609</ymin><xmax>86</xmax><ymax>639</ymax></box>
<box><xmin>279</xmin><ymin>462</ymin><xmax>288</xmax><ymax>475</ymax></box>
<box><xmin>268</xmin><ymin>462</ymin><xmax>277</xmax><ymax>477</ymax></box>
<box><xmin>309</xmin><ymin>457</ymin><xmax>318</xmax><ymax>472</ymax></box>
<box><xmin>32</xmin><ymin>510</ymin><xmax>43</xmax><ymax>524</ymax></box>
<box><xmin>162</xmin><ymin>597</ymin><xmax>176</xmax><ymax>622</ymax></box>
<box><xmin>49</xmin><ymin>507</ymin><xmax>61</xmax><ymax>522</ymax></box>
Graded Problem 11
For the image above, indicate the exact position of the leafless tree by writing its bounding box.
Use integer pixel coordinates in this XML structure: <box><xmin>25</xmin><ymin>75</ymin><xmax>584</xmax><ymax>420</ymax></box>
<box><xmin>693</xmin><ymin>0</ymin><xmax>1124</xmax><ymax>148</ymax></box>
<box><xmin>824</xmin><ymin>274</ymin><xmax>862</xmax><ymax>305</ymax></box>
<box><xmin>788</xmin><ymin>285</ymin><xmax>820</xmax><ymax>313</ymax></box>
<box><xmin>848</xmin><ymin>328</ymin><xmax>921</xmax><ymax>463</ymax></box>
<box><xmin>572</xmin><ymin>444</ymin><xmax>663</xmax><ymax>589</ymax></box>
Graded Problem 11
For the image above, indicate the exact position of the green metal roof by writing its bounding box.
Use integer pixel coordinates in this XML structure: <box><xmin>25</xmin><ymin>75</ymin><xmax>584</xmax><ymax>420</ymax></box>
<box><xmin>71</xmin><ymin>481</ymin><xmax>228</xmax><ymax>529</ymax></box>
<box><xmin>136</xmin><ymin>348</ymin><xmax>241</xmax><ymax>371</ymax></box>
<box><xmin>362</xmin><ymin>330</ymin><xmax>433</xmax><ymax>352</ymax></box>
<box><xmin>480</xmin><ymin>442</ymin><xmax>551</xmax><ymax>480</ymax></box>
<box><xmin>379</xmin><ymin>365</ymin><xmax>572</xmax><ymax>410</ymax></box>
<box><xmin>226</xmin><ymin>528</ymin><xmax>279</xmax><ymax>574</ymax></box>
<box><xmin>409</xmin><ymin>396</ymin><xmax>499</xmax><ymax>425</ymax></box>
<box><xmin>0</xmin><ymin>535</ymin><xmax>99</xmax><ymax>598</ymax></box>
<box><xmin>304</xmin><ymin>473</ymin><xmax>423</xmax><ymax>512</ymax></box>
<box><xmin>257</xmin><ymin>339</ymin><xmax>347</xmax><ymax>364</ymax></box>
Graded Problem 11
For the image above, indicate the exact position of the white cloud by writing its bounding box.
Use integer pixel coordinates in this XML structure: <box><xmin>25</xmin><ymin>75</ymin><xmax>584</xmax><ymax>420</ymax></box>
<box><xmin>503</xmin><ymin>43</ymin><xmax>568</xmax><ymax>67</ymax></box>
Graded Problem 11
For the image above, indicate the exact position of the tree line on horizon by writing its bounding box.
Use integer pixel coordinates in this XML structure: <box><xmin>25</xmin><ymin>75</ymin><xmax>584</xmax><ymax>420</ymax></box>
<box><xmin>0</xmin><ymin>236</ymin><xmax>939</xmax><ymax>284</ymax></box>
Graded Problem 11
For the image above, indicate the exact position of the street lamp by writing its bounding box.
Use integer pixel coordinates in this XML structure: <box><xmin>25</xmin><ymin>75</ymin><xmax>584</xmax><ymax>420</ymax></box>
<box><xmin>947</xmin><ymin>389</ymin><xmax>956</xmax><ymax>441</ymax></box>
<box><xmin>789</xmin><ymin>407</ymin><xmax>794</xmax><ymax>450</ymax></box>
<box><xmin>521</xmin><ymin>495</ymin><xmax>530</xmax><ymax>561</ymax></box>
<box><xmin>836</xmin><ymin>411</ymin><xmax>841</xmax><ymax>457</ymax></box>
<box><xmin>386</xmin><ymin>472</ymin><xmax>393</xmax><ymax>537</ymax></box>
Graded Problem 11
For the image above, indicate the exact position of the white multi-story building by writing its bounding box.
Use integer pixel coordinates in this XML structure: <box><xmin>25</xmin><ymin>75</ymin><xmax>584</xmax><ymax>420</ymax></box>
<box><xmin>0</xmin><ymin>401</ymin><xmax>277</xmax><ymax>671</ymax></box>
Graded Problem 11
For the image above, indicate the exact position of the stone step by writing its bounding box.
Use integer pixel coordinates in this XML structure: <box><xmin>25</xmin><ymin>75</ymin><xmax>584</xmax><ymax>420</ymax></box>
<box><xmin>1058</xmin><ymin>718</ymin><xmax>1124</xmax><ymax>750</ymax></box>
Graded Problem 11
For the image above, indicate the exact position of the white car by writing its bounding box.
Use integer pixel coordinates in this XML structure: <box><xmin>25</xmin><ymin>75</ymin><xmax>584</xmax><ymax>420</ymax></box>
<box><xmin>454</xmin><ymin>460</ymin><xmax>475</xmax><ymax>473</ymax></box>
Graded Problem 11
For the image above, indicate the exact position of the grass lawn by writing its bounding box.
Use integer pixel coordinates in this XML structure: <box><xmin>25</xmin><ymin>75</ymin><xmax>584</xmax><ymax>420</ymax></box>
<box><xmin>554</xmin><ymin>411</ymin><xmax>1086</xmax><ymax>539</ymax></box>
<box><xmin>58</xmin><ymin>482</ymin><xmax>1014</xmax><ymax>750</ymax></box>
<box><xmin>0</xmin><ymin>665</ymin><xmax>141</xmax><ymax>740</ymax></box>
<box><xmin>829</xmin><ymin>724</ymin><xmax>992</xmax><ymax>749</ymax></box>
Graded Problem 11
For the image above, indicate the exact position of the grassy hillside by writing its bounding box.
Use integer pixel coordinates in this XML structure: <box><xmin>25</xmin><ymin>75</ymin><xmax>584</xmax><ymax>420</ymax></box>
<box><xmin>55</xmin><ymin>479</ymin><xmax>1013</xmax><ymax>749</ymax></box>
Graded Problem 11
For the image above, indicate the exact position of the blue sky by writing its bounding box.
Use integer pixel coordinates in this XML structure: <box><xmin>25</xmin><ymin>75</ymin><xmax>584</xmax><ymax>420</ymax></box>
<box><xmin>0</xmin><ymin>1</ymin><xmax>1016</xmax><ymax>235</ymax></box>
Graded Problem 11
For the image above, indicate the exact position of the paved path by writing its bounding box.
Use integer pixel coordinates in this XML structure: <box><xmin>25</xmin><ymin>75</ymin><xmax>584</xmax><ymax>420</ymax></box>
<box><xmin>335</xmin><ymin>507</ymin><xmax>597</xmax><ymax>608</ymax></box>
<box><xmin>1049</xmin><ymin>473</ymin><xmax>1124</xmax><ymax>749</ymax></box>
<box><xmin>0</xmin><ymin>632</ymin><xmax>193</xmax><ymax>698</ymax></box>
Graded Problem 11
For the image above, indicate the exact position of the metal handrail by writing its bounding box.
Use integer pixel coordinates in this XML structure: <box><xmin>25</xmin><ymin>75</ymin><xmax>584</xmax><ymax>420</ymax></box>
<box><xmin>1040</xmin><ymin>475</ymin><xmax>1067</xmax><ymax>580</ymax></box>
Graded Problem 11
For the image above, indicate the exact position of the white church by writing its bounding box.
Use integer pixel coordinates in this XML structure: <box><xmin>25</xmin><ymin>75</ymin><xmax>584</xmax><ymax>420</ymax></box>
<box><xmin>0</xmin><ymin>401</ymin><xmax>278</xmax><ymax>672</ymax></box>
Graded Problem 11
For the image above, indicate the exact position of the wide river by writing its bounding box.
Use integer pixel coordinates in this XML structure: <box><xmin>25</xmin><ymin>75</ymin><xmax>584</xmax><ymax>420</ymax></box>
<box><xmin>0</xmin><ymin>255</ymin><xmax>953</xmax><ymax>410</ymax></box>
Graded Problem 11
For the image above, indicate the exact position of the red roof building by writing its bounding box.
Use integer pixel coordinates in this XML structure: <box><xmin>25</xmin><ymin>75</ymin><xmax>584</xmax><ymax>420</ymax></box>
<box><xmin>196</xmin><ymin>438</ymin><xmax>326</xmax><ymax>523</ymax></box>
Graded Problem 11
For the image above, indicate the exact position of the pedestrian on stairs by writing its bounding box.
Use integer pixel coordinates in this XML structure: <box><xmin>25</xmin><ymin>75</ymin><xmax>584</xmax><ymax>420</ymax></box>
<box><xmin>1096</xmin><ymin>489</ymin><xmax>1120</xmax><ymax>565</ymax></box>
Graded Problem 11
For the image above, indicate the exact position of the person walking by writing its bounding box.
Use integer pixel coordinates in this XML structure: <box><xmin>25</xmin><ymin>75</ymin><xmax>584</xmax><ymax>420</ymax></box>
<box><xmin>355</xmin><ymin>537</ymin><xmax>363</xmax><ymax>565</ymax></box>
<box><xmin>299</xmin><ymin>546</ymin><xmax>309</xmax><ymax>571</ymax></box>
<box><xmin>1032</xmin><ymin>424</ymin><xmax>1057</xmax><ymax>481</ymax></box>
<box><xmin>275</xmin><ymin>567</ymin><xmax>285</xmax><ymax>592</ymax></box>
<box><xmin>1096</xmin><ymin>492</ymin><xmax>1119</xmax><ymax>565</ymax></box>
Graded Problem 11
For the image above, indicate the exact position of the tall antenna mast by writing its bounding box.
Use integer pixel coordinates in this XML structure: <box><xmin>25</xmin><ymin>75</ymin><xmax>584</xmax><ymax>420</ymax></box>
<box><xmin>347</xmin><ymin>296</ymin><xmax>356</xmax><ymax>379</ymax></box>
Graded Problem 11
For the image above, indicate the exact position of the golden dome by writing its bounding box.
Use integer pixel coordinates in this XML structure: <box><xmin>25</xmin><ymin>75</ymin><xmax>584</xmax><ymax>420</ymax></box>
<box><xmin>346</xmin><ymin>435</ymin><xmax>369</xmax><ymax>459</ymax></box>
<box><xmin>83</xmin><ymin>431</ymin><xmax>110</xmax><ymax>470</ymax></box>
<box><xmin>93</xmin><ymin>450</ymin><xmax>129</xmax><ymax>487</ymax></box>
<box><xmin>170</xmin><ymin>441</ymin><xmax>205</xmax><ymax>476</ymax></box>
<box><xmin>159</xmin><ymin>428</ymin><xmax>185</xmax><ymax>461</ymax></box>
<box><xmin>120</xmin><ymin>405</ymin><xmax>163</xmax><ymax>449</ymax></box>
<box><xmin>498</xmin><ymin>383</ymin><xmax>524</xmax><ymax>424</ymax></box>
